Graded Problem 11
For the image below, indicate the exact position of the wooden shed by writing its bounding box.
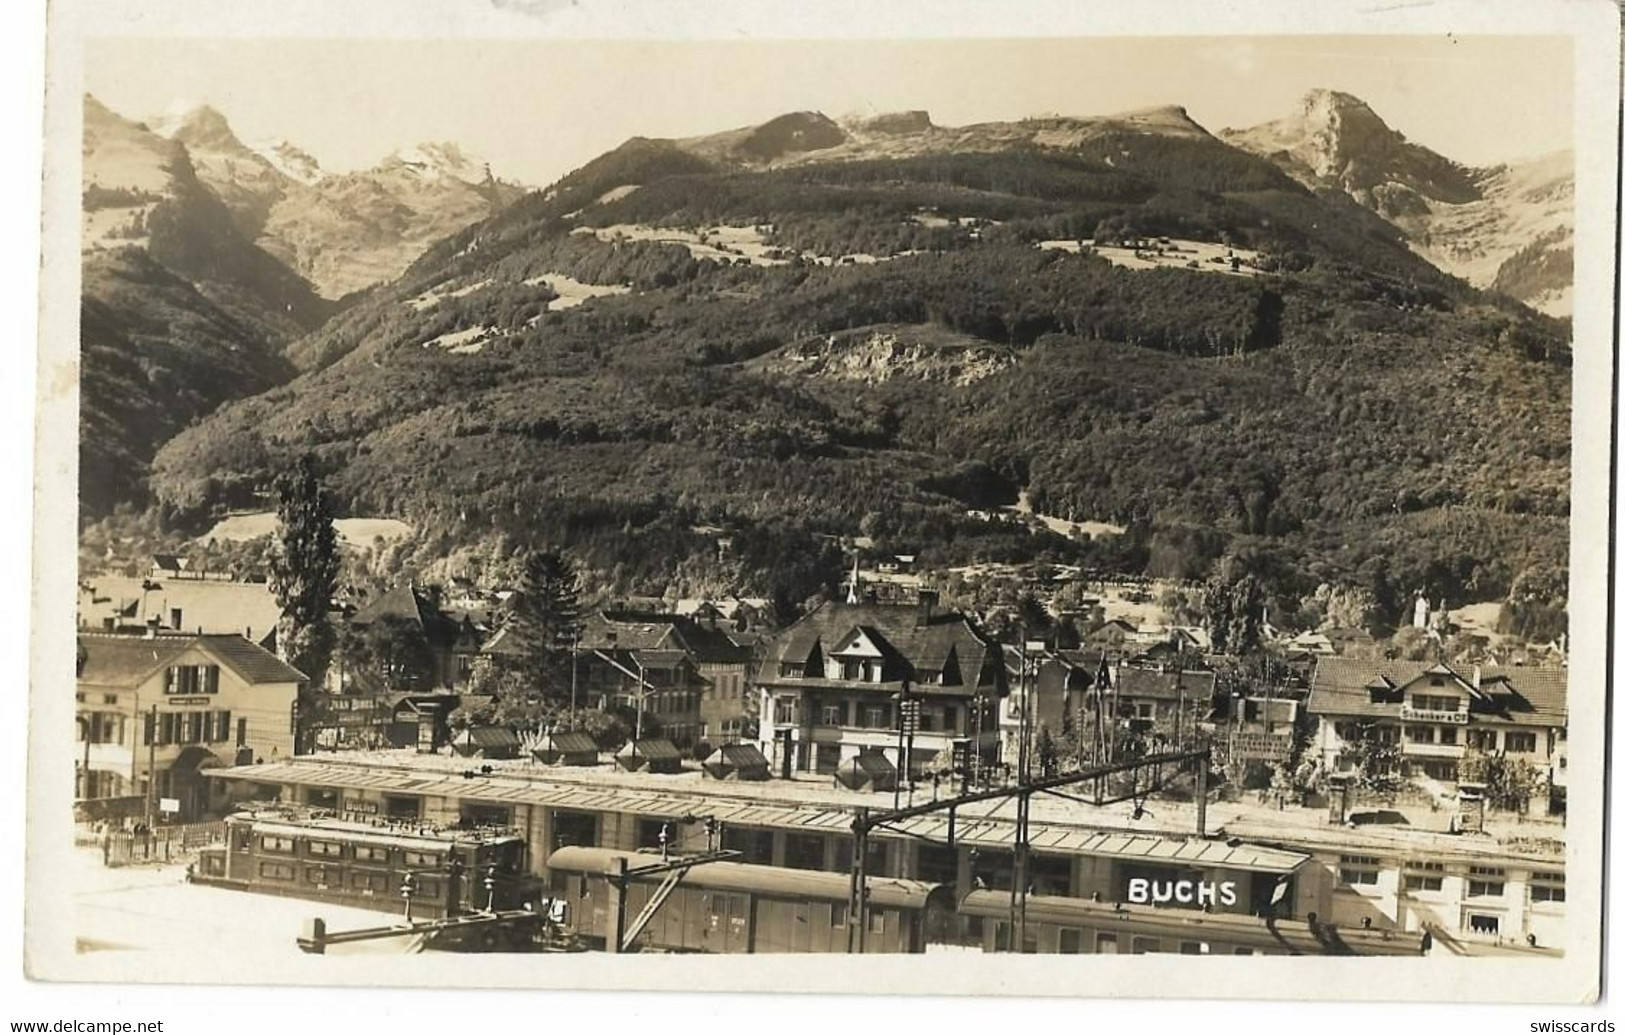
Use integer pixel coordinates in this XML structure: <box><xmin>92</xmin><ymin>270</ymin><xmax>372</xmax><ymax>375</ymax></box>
<box><xmin>834</xmin><ymin>749</ymin><xmax>896</xmax><ymax>792</ymax></box>
<box><xmin>702</xmin><ymin>743</ymin><xmax>771</xmax><ymax>781</ymax></box>
<box><xmin>615</xmin><ymin>738</ymin><xmax>685</xmax><ymax>774</ymax></box>
<box><xmin>450</xmin><ymin>725</ymin><xmax>521</xmax><ymax>760</ymax></box>
<box><xmin>532</xmin><ymin>730</ymin><xmax>600</xmax><ymax>767</ymax></box>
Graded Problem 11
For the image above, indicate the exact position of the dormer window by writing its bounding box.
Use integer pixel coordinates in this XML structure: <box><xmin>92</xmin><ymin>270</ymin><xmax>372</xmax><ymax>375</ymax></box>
<box><xmin>779</xmin><ymin>663</ymin><xmax>804</xmax><ymax>678</ymax></box>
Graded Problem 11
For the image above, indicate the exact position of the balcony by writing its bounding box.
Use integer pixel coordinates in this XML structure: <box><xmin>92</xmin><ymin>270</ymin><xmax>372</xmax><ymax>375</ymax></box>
<box><xmin>1400</xmin><ymin>741</ymin><xmax>1465</xmax><ymax>759</ymax></box>
<box><xmin>1400</xmin><ymin>706</ymin><xmax>1468</xmax><ymax>724</ymax></box>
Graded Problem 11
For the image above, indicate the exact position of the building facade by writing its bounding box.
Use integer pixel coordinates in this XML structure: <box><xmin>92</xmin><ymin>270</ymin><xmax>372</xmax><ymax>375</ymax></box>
<box><xmin>753</xmin><ymin>592</ymin><xmax>1006</xmax><ymax>777</ymax></box>
<box><xmin>75</xmin><ymin>632</ymin><xmax>306</xmax><ymax>821</ymax></box>
<box><xmin>1308</xmin><ymin>659</ymin><xmax>1566</xmax><ymax>787</ymax></box>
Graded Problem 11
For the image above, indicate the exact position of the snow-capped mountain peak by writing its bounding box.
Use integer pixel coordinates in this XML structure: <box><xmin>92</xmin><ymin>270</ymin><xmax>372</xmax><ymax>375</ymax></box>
<box><xmin>383</xmin><ymin>141</ymin><xmax>493</xmax><ymax>185</ymax></box>
<box><xmin>249</xmin><ymin>139</ymin><xmax>325</xmax><ymax>185</ymax></box>
<box><xmin>152</xmin><ymin>103</ymin><xmax>250</xmax><ymax>155</ymax></box>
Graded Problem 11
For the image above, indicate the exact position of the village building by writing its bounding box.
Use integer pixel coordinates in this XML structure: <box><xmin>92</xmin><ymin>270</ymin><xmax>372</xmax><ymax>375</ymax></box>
<box><xmin>77</xmin><ymin>573</ymin><xmax>283</xmax><ymax>648</ymax></box>
<box><xmin>1307</xmin><ymin>659</ymin><xmax>1567</xmax><ymax>789</ymax></box>
<box><xmin>998</xmin><ymin>646</ymin><xmax>1098</xmax><ymax>767</ymax></box>
<box><xmin>75</xmin><ymin>632</ymin><xmax>306</xmax><ymax>821</ymax></box>
<box><xmin>572</xmin><ymin>611</ymin><xmax>716</xmax><ymax>749</ymax></box>
<box><xmin>346</xmin><ymin>582</ymin><xmax>489</xmax><ymax>692</ymax></box>
<box><xmin>671</xmin><ymin>596</ymin><xmax>776</xmax><ymax>634</ymax></box>
<box><xmin>753</xmin><ymin>591</ymin><xmax>1006</xmax><ymax>780</ymax></box>
<box><xmin>1105</xmin><ymin>664</ymin><xmax>1219</xmax><ymax>729</ymax></box>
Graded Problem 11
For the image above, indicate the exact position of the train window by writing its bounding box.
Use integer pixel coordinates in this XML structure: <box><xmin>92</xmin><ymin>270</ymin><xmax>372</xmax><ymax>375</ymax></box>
<box><xmin>354</xmin><ymin>846</ymin><xmax>389</xmax><ymax>863</ymax></box>
<box><xmin>350</xmin><ymin>872</ymin><xmax>389</xmax><ymax>894</ymax></box>
<box><xmin>1131</xmin><ymin>937</ymin><xmax>1159</xmax><ymax>955</ymax></box>
<box><xmin>304</xmin><ymin>865</ymin><xmax>335</xmax><ymax>886</ymax></box>
<box><xmin>383</xmin><ymin>795</ymin><xmax>421</xmax><ymax>820</ymax></box>
<box><xmin>260</xmin><ymin>836</ymin><xmax>296</xmax><ymax>854</ymax></box>
<box><xmin>831</xmin><ymin>902</ymin><xmax>848</xmax><ymax>928</ymax></box>
<box><xmin>1058</xmin><ymin>928</ymin><xmax>1083</xmax><ymax>954</ymax></box>
<box><xmin>403</xmin><ymin>851</ymin><xmax>441</xmax><ymax>868</ymax></box>
<box><xmin>308</xmin><ymin>840</ymin><xmax>344</xmax><ymax>857</ymax></box>
<box><xmin>1179</xmin><ymin>941</ymin><xmax>1209</xmax><ymax>955</ymax></box>
<box><xmin>1095</xmin><ymin>933</ymin><xmax>1117</xmax><ymax>954</ymax></box>
<box><xmin>258</xmin><ymin>862</ymin><xmax>295</xmax><ymax>881</ymax></box>
<box><xmin>232</xmin><ymin>826</ymin><xmax>252</xmax><ymax>851</ymax></box>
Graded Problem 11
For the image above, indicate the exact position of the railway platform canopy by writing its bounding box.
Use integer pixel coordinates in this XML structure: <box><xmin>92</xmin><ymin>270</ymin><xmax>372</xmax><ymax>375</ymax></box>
<box><xmin>204</xmin><ymin>748</ymin><xmax>1558</xmax><ymax>869</ymax></box>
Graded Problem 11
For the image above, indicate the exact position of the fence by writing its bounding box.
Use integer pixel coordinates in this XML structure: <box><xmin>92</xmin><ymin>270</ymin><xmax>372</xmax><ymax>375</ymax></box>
<box><xmin>92</xmin><ymin>821</ymin><xmax>226</xmax><ymax>868</ymax></box>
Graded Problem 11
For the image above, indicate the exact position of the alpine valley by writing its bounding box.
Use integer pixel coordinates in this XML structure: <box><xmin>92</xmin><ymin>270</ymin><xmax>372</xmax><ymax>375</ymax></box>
<box><xmin>86</xmin><ymin>91</ymin><xmax>1572</xmax><ymax>634</ymax></box>
<box><xmin>79</xmin><ymin>96</ymin><xmax>527</xmax><ymax>519</ymax></box>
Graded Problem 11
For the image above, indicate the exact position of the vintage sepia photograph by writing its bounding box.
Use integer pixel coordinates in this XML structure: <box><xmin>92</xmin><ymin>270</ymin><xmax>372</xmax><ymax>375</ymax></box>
<box><xmin>19</xmin><ymin>0</ymin><xmax>1622</xmax><ymax>1019</ymax></box>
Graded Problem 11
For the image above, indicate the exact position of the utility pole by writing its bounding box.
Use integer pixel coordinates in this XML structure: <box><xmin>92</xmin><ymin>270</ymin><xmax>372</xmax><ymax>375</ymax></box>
<box><xmin>633</xmin><ymin>655</ymin><xmax>646</xmax><ymax>744</ymax></box>
<box><xmin>569</xmin><ymin>626</ymin><xmax>580</xmax><ymax>716</ymax></box>
<box><xmin>145</xmin><ymin>703</ymin><xmax>157</xmax><ymax>830</ymax></box>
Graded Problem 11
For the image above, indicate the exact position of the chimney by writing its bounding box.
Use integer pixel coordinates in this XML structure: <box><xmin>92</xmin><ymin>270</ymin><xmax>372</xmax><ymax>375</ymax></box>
<box><xmin>916</xmin><ymin>589</ymin><xmax>939</xmax><ymax>627</ymax></box>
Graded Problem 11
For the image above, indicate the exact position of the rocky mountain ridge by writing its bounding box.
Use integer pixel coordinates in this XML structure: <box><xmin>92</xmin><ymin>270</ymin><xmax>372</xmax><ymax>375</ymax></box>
<box><xmin>1221</xmin><ymin>89</ymin><xmax>1572</xmax><ymax>316</ymax></box>
<box><xmin>149</xmin><ymin>102</ymin><xmax>528</xmax><ymax>299</ymax></box>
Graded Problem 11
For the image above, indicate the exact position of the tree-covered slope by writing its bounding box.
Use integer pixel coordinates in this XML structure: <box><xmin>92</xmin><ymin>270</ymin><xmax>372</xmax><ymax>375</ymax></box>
<box><xmin>148</xmin><ymin>107</ymin><xmax>1570</xmax><ymax>625</ymax></box>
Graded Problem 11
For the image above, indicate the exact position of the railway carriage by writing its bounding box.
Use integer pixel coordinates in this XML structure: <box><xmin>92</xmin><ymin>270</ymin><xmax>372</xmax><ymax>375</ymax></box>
<box><xmin>191</xmin><ymin>808</ymin><xmax>530</xmax><ymax>919</ymax></box>
<box><xmin>952</xmin><ymin>889</ymin><xmax>1426</xmax><ymax>956</ymax></box>
<box><xmin>546</xmin><ymin>846</ymin><xmax>956</xmax><ymax>953</ymax></box>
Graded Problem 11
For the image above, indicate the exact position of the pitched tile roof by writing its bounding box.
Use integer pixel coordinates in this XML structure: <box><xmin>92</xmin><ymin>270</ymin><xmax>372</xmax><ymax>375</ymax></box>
<box><xmin>1113</xmin><ymin>666</ymin><xmax>1218</xmax><ymax>702</ymax></box>
<box><xmin>759</xmin><ymin>599</ymin><xmax>1003</xmax><ymax>695</ymax></box>
<box><xmin>198</xmin><ymin>635</ymin><xmax>310</xmax><ymax>684</ymax></box>
<box><xmin>76</xmin><ymin>633</ymin><xmax>307</xmax><ymax>687</ymax></box>
<box><xmin>350</xmin><ymin>583</ymin><xmax>461</xmax><ymax>647</ymax></box>
<box><xmin>1308</xmin><ymin>657</ymin><xmax>1565</xmax><ymax>724</ymax></box>
<box><xmin>76</xmin><ymin>634</ymin><xmax>194</xmax><ymax>686</ymax></box>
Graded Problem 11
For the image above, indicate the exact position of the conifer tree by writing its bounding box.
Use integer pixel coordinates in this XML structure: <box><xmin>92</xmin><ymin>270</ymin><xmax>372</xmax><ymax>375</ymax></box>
<box><xmin>508</xmin><ymin>550</ymin><xmax>582</xmax><ymax>699</ymax></box>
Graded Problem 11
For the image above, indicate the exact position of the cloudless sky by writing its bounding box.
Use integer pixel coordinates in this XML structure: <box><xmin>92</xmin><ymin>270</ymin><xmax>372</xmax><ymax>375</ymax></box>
<box><xmin>85</xmin><ymin>35</ymin><xmax>1573</xmax><ymax>187</ymax></box>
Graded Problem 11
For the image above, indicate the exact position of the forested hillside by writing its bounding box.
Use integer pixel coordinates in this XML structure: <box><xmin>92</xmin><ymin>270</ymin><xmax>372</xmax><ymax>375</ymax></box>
<box><xmin>145</xmin><ymin>106</ymin><xmax>1571</xmax><ymax>630</ymax></box>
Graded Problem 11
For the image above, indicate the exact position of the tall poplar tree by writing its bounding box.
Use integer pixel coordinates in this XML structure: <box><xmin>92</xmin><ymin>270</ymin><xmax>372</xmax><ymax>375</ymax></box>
<box><xmin>268</xmin><ymin>454</ymin><xmax>340</xmax><ymax>751</ymax></box>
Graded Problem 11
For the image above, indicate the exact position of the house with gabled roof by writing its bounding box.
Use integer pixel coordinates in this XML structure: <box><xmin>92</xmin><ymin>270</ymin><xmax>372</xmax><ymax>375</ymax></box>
<box><xmin>349</xmin><ymin>582</ymin><xmax>485</xmax><ymax>691</ymax></box>
<box><xmin>76</xmin><ymin>632</ymin><xmax>305</xmax><ymax>821</ymax></box>
<box><xmin>753</xmin><ymin>591</ymin><xmax>1006</xmax><ymax>780</ymax></box>
<box><xmin>1307</xmin><ymin>658</ymin><xmax>1567</xmax><ymax>787</ymax></box>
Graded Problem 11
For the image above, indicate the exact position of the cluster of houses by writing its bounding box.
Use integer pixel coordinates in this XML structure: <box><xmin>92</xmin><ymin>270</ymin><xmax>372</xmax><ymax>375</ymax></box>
<box><xmin>73</xmin><ymin>560</ymin><xmax>1567</xmax><ymax>826</ymax></box>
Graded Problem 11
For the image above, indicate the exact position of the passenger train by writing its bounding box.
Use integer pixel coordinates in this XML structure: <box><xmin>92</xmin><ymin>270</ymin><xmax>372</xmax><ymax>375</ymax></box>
<box><xmin>192</xmin><ymin>809</ymin><xmax>1425</xmax><ymax>956</ymax></box>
